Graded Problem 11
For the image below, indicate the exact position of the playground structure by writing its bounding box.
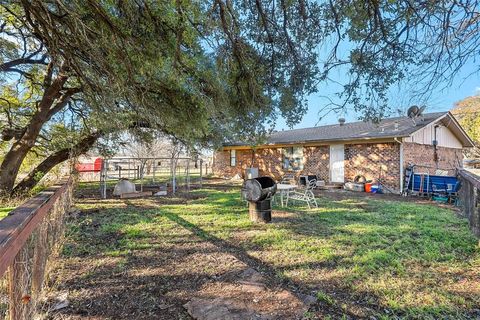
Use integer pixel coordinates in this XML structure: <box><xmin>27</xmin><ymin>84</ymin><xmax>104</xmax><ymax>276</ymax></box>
<box><xmin>99</xmin><ymin>156</ymin><xmax>210</xmax><ymax>198</ymax></box>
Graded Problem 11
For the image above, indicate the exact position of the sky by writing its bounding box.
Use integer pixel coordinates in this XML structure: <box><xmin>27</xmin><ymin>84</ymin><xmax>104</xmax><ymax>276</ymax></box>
<box><xmin>275</xmin><ymin>59</ymin><xmax>480</xmax><ymax>131</ymax></box>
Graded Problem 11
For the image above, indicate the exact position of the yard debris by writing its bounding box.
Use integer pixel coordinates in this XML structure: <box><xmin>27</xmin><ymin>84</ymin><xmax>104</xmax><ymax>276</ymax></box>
<box><xmin>50</xmin><ymin>292</ymin><xmax>69</xmax><ymax>311</ymax></box>
<box><xmin>113</xmin><ymin>179</ymin><xmax>136</xmax><ymax>196</ymax></box>
<box><xmin>119</xmin><ymin>191</ymin><xmax>152</xmax><ymax>198</ymax></box>
<box><xmin>230</xmin><ymin>174</ymin><xmax>242</xmax><ymax>181</ymax></box>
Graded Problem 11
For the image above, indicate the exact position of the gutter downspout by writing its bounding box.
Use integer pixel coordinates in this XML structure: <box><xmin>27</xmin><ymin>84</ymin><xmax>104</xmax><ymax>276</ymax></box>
<box><xmin>394</xmin><ymin>137</ymin><xmax>403</xmax><ymax>194</ymax></box>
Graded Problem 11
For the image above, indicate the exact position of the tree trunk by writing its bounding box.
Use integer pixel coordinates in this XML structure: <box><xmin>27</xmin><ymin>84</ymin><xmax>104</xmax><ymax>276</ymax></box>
<box><xmin>0</xmin><ymin>68</ymin><xmax>71</xmax><ymax>195</ymax></box>
<box><xmin>12</xmin><ymin>132</ymin><xmax>100</xmax><ymax>194</ymax></box>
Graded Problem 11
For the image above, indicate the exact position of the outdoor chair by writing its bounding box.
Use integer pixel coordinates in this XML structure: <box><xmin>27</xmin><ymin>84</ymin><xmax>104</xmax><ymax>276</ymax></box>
<box><xmin>286</xmin><ymin>179</ymin><xmax>318</xmax><ymax>209</ymax></box>
<box><xmin>280</xmin><ymin>173</ymin><xmax>296</xmax><ymax>185</ymax></box>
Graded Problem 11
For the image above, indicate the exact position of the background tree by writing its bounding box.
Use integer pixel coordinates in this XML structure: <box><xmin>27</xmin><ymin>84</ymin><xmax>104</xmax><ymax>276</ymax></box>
<box><xmin>0</xmin><ymin>0</ymin><xmax>323</xmax><ymax>195</ymax></box>
<box><xmin>452</xmin><ymin>95</ymin><xmax>480</xmax><ymax>158</ymax></box>
<box><xmin>3</xmin><ymin>1</ymin><xmax>480</xmax><ymax>195</ymax></box>
<box><xmin>317</xmin><ymin>1</ymin><xmax>480</xmax><ymax>120</ymax></box>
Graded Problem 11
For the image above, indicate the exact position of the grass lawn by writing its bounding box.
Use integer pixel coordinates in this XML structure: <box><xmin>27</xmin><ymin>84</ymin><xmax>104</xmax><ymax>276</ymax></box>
<box><xmin>55</xmin><ymin>185</ymin><xmax>480</xmax><ymax>319</ymax></box>
<box><xmin>0</xmin><ymin>207</ymin><xmax>14</xmax><ymax>219</ymax></box>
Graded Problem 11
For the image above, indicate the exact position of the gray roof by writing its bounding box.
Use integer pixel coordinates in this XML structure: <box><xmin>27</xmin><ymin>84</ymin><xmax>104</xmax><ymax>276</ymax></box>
<box><xmin>226</xmin><ymin>112</ymin><xmax>450</xmax><ymax>146</ymax></box>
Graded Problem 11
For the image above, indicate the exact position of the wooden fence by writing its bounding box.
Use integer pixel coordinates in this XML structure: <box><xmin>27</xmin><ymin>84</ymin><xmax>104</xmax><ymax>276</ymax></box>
<box><xmin>0</xmin><ymin>178</ymin><xmax>73</xmax><ymax>319</ymax></box>
<box><xmin>457</xmin><ymin>169</ymin><xmax>480</xmax><ymax>238</ymax></box>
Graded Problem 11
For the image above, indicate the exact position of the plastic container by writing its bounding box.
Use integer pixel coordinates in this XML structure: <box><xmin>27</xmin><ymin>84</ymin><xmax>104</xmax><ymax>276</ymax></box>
<box><xmin>365</xmin><ymin>182</ymin><xmax>372</xmax><ymax>193</ymax></box>
<box><xmin>370</xmin><ymin>185</ymin><xmax>380</xmax><ymax>193</ymax></box>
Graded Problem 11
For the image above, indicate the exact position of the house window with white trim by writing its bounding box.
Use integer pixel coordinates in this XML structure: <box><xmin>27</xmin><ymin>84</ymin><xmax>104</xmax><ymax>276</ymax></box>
<box><xmin>283</xmin><ymin>147</ymin><xmax>303</xmax><ymax>171</ymax></box>
<box><xmin>230</xmin><ymin>150</ymin><xmax>236</xmax><ymax>166</ymax></box>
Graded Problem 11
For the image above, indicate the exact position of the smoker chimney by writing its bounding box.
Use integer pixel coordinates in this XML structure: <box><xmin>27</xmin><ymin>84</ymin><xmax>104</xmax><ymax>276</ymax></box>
<box><xmin>338</xmin><ymin>118</ymin><xmax>346</xmax><ymax>126</ymax></box>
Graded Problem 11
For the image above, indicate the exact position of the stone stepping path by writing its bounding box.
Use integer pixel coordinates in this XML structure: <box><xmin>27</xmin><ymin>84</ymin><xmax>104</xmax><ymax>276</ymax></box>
<box><xmin>184</xmin><ymin>267</ymin><xmax>315</xmax><ymax>320</ymax></box>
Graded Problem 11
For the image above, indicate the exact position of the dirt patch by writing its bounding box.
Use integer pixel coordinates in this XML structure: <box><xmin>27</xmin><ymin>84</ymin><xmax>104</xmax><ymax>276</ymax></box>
<box><xmin>184</xmin><ymin>268</ymin><xmax>315</xmax><ymax>320</ymax></box>
<box><xmin>46</xmin><ymin>188</ymin><xmax>313</xmax><ymax>319</ymax></box>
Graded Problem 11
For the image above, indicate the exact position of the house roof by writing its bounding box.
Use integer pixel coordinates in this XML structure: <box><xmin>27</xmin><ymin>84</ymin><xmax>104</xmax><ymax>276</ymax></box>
<box><xmin>225</xmin><ymin>112</ymin><xmax>475</xmax><ymax>147</ymax></box>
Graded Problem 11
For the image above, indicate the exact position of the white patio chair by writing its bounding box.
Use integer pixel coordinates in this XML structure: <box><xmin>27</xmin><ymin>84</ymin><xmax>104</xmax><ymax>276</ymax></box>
<box><xmin>286</xmin><ymin>179</ymin><xmax>318</xmax><ymax>209</ymax></box>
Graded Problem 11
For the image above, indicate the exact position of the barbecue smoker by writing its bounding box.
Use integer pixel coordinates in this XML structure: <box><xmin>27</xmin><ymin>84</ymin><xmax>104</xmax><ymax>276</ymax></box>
<box><xmin>242</xmin><ymin>176</ymin><xmax>277</xmax><ymax>223</ymax></box>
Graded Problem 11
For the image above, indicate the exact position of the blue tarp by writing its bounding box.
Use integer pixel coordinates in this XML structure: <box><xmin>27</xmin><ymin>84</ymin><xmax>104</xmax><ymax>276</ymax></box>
<box><xmin>408</xmin><ymin>174</ymin><xmax>458</xmax><ymax>193</ymax></box>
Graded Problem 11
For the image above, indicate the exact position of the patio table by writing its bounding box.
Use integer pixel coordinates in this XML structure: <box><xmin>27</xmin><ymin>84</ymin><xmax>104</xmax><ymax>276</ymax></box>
<box><xmin>276</xmin><ymin>183</ymin><xmax>297</xmax><ymax>207</ymax></box>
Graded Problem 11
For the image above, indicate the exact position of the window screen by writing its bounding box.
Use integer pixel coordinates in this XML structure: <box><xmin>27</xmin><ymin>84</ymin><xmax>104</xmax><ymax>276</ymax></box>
<box><xmin>283</xmin><ymin>147</ymin><xmax>303</xmax><ymax>170</ymax></box>
<box><xmin>230</xmin><ymin>150</ymin><xmax>236</xmax><ymax>166</ymax></box>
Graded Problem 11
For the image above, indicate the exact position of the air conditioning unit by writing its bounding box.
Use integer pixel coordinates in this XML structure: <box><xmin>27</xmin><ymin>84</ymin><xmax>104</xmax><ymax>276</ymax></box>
<box><xmin>245</xmin><ymin>168</ymin><xmax>259</xmax><ymax>179</ymax></box>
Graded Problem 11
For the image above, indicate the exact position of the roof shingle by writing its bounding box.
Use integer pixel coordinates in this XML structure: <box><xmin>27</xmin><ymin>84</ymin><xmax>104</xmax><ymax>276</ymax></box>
<box><xmin>226</xmin><ymin>112</ymin><xmax>448</xmax><ymax>146</ymax></box>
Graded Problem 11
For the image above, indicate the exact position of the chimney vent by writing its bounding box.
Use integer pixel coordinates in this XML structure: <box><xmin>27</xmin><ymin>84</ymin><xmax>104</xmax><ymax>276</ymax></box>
<box><xmin>338</xmin><ymin>118</ymin><xmax>346</xmax><ymax>126</ymax></box>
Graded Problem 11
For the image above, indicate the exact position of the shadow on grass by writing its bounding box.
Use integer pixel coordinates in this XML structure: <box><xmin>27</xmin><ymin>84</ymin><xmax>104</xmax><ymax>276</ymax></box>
<box><xmin>58</xmin><ymin>185</ymin><xmax>479</xmax><ymax>319</ymax></box>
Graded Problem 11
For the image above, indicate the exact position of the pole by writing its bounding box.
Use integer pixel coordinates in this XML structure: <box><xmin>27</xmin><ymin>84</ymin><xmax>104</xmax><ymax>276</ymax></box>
<box><xmin>186</xmin><ymin>158</ymin><xmax>190</xmax><ymax>191</ymax></box>
<box><xmin>153</xmin><ymin>158</ymin><xmax>156</xmax><ymax>184</ymax></box>
<box><xmin>100</xmin><ymin>159</ymin><xmax>107</xmax><ymax>199</ymax></box>
<box><xmin>171</xmin><ymin>158</ymin><xmax>176</xmax><ymax>194</ymax></box>
<box><xmin>200</xmin><ymin>159</ymin><xmax>203</xmax><ymax>187</ymax></box>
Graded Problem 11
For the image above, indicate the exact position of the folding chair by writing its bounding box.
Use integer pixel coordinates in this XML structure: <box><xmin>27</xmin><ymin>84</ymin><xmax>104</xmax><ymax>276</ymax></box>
<box><xmin>286</xmin><ymin>179</ymin><xmax>318</xmax><ymax>209</ymax></box>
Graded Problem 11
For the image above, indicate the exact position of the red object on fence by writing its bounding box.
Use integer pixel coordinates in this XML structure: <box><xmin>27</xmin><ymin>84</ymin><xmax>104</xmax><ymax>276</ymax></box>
<box><xmin>75</xmin><ymin>157</ymin><xmax>103</xmax><ymax>172</ymax></box>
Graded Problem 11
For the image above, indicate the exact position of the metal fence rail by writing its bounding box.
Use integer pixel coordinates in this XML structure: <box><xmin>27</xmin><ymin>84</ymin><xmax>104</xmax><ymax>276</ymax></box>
<box><xmin>457</xmin><ymin>169</ymin><xmax>480</xmax><ymax>238</ymax></box>
<box><xmin>0</xmin><ymin>178</ymin><xmax>73</xmax><ymax>319</ymax></box>
<box><xmin>99</xmin><ymin>157</ymin><xmax>209</xmax><ymax>198</ymax></box>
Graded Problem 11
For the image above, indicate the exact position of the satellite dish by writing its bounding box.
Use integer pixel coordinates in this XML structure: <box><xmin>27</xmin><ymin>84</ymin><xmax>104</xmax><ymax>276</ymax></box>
<box><xmin>407</xmin><ymin>105</ymin><xmax>420</xmax><ymax>118</ymax></box>
<box><xmin>418</xmin><ymin>105</ymin><xmax>427</xmax><ymax>116</ymax></box>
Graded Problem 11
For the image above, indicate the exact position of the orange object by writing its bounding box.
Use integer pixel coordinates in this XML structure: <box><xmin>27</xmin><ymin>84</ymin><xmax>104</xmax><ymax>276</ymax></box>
<box><xmin>365</xmin><ymin>183</ymin><xmax>372</xmax><ymax>193</ymax></box>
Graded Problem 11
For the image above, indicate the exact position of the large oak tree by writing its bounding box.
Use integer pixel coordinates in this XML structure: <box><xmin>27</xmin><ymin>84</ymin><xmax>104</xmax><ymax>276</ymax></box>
<box><xmin>2</xmin><ymin>1</ymin><xmax>480</xmax><ymax>195</ymax></box>
<box><xmin>0</xmin><ymin>0</ymin><xmax>322</xmax><ymax>195</ymax></box>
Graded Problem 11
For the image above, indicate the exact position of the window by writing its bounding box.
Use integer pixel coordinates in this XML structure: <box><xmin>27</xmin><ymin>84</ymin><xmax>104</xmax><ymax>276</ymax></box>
<box><xmin>230</xmin><ymin>149</ymin><xmax>236</xmax><ymax>166</ymax></box>
<box><xmin>283</xmin><ymin>147</ymin><xmax>303</xmax><ymax>171</ymax></box>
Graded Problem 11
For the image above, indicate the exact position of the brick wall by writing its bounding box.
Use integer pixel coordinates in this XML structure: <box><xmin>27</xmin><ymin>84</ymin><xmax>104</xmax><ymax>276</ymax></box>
<box><xmin>254</xmin><ymin>148</ymin><xmax>285</xmax><ymax>180</ymax></box>
<box><xmin>403</xmin><ymin>142</ymin><xmax>463</xmax><ymax>175</ymax></box>
<box><xmin>303</xmin><ymin>146</ymin><xmax>330</xmax><ymax>182</ymax></box>
<box><xmin>344</xmin><ymin>143</ymin><xmax>401</xmax><ymax>192</ymax></box>
<box><xmin>213</xmin><ymin>141</ymin><xmax>465</xmax><ymax>193</ymax></box>
<box><xmin>213</xmin><ymin>146</ymin><xmax>330</xmax><ymax>182</ymax></box>
<box><xmin>212</xmin><ymin>149</ymin><xmax>253</xmax><ymax>178</ymax></box>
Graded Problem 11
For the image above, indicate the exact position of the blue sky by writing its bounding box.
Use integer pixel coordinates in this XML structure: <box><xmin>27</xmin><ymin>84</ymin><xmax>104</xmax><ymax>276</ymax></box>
<box><xmin>275</xmin><ymin>59</ymin><xmax>480</xmax><ymax>130</ymax></box>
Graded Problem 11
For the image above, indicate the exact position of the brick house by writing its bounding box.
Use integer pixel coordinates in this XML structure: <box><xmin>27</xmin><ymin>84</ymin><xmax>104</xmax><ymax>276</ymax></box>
<box><xmin>213</xmin><ymin>112</ymin><xmax>474</xmax><ymax>193</ymax></box>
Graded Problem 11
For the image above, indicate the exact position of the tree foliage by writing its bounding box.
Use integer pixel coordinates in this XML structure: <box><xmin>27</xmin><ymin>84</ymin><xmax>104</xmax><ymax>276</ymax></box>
<box><xmin>318</xmin><ymin>0</ymin><xmax>480</xmax><ymax>120</ymax></box>
<box><xmin>452</xmin><ymin>95</ymin><xmax>480</xmax><ymax>157</ymax></box>
<box><xmin>1</xmin><ymin>0</ymin><xmax>480</xmax><ymax>194</ymax></box>
<box><xmin>0</xmin><ymin>0</ymin><xmax>323</xmax><ymax>194</ymax></box>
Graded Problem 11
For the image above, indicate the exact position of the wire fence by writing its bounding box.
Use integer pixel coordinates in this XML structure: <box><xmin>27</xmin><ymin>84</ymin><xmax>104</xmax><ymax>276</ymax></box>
<box><xmin>0</xmin><ymin>177</ymin><xmax>73</xmax><ymax>320</ymax></box>
<box><xmin>98</xmin><ymin>157</ymin><xmax>210</xmax><ymax>198</ymax></box>
<box><xmin>458</xmin><ymin>169</ymin><xmax>480</xmax><ymax>239</ymax></box>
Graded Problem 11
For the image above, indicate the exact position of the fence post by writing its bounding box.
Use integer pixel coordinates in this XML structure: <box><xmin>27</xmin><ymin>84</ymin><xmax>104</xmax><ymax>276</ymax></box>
<box><xmin>200</xmin><ymin>159</ymin><xmax>203</xmax><ymax>187</ymax></box>
<box><xmin>171</xmin><ymin>158</ymin><xmax>176</xmax><ymax>194</ymax></box>
<box><xmin>0</xmin><ymin>178</ymin><xmax>73</xmax><ymax>320</ymax></box>
<box><xmin>153</xmin><ymin>158</ymin><xmax>156</xmax><ymax>184</ymax></box>
<box><xmin>458</xmin><ymin>169</ymin><xmax>480</xmax><ymax>239</ymax></box>
<box><xmin>186</xmin><ymin>158</ymin><xmax>190</xmax><ymax>191</ymax></box>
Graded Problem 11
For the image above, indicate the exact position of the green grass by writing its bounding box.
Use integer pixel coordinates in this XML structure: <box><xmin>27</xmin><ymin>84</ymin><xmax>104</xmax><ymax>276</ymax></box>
<box><xmin>66</xmin><ymin>187</ymin><xmax>480</xmax><ymax>319</ymax></box>
<box><xmin>0</xmin><ymin>207</ymin><xmax>14</xmax><ymax>219</ymax></box>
